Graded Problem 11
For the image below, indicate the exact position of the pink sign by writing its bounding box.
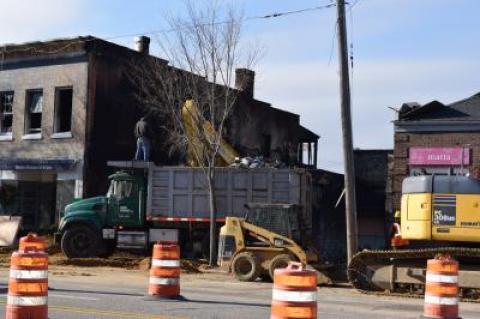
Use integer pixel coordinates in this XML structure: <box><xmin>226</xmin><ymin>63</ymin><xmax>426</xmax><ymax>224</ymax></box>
<box><xmin>409</xmin><ymin>147</ymin><xmax>470</xmax><ymax>165</ymax></box>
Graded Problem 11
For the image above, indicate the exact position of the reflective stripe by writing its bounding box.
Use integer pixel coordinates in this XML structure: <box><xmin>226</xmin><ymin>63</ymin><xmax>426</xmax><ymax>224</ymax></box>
<box><xmin>272</xmin><ymin>289</ymin><xmax>317</xmax><ymax>302</ymax></box>
<box><xmin>149</xmin><ymin>277</ymin><xmax>179</xmax><ymax>285</ymax></box>
<box><xmin>424</xmin><ymin>295</ymin><xmax>458</xmax><ymax>306</ymax></box>
<box><xmin>7</xmin><ymin>295</ymin><xmax>48</xmax><ymax>306</ymax></box>
<box><xmin>426</xmin><ymin>274</ymin><xmax>458</xmax><ymax>284</ymax></box>
<box><xmin>10</xmin><ymin>269</ymin><xmax>48</xmax><ymax>280</ymax></box>
<box><xmin>152</xmin><ymin>259</ymin><xmax>180</xmax><ymax>267</ymax></box>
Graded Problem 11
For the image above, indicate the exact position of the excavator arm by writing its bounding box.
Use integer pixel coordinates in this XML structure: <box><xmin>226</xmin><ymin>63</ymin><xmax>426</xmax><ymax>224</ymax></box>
<box><xmin>182</xmin><ymin>99</ymin><xmax>239</xmax><ymax>166</ymax></box>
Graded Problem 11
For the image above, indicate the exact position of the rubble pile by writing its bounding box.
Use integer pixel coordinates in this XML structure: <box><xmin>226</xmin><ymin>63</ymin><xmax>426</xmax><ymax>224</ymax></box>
<box><xmin>229</xmin><ymin>156</ymin><xmax>287</xmax><ymax>169</ymax></box>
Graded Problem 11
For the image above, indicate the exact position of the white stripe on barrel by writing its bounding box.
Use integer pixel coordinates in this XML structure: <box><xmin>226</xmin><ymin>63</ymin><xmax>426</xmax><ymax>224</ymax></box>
<box><xmin>10</xmin><ymin>269</ymin><xmax>48</xmax><ymax>280</ymax></box>
<box><xmin>424</xmin><ymin>294</ymin><xmax>458</xmax><ymax>306</ymax></box>
<box><xmin>149</xmin><ymin>277</ymin><xmax>180</xmax><ymax>285</ymax></box>
<box><xmin>426</xmin><ymin>273</ymin><xmax>458</xmax><ymax>284</ymax></box>
<box><xmin>151</xmin><ymin>259</ymin><xmax>180</xmax><ymax>267</ymax></box>
<box><xmin>7</xmin><ymin>295</ymin><xmax>48</xmax><ymax>306</ymax></box>
<box><xmin>272</xmin><ymin>289</ymin><xmax>317</xmax><ymax>302</ymax></box>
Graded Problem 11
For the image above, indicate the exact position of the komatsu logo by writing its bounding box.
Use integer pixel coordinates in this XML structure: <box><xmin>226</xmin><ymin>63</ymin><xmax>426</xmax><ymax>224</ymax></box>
<box><xmin>433</xmin><ymin>210</ymin><xmax>456</xmax><ymax>225</ymax></box>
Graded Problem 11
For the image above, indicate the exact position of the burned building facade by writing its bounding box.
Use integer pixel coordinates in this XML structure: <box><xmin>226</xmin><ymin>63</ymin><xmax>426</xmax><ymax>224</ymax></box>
<box><xmin>0</xmin><ymin>36</ymin><xmax>318</xmax><ymax>230</ymax></box>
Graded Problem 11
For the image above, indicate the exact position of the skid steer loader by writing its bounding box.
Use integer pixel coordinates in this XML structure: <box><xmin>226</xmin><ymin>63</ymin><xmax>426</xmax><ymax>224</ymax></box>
<box><xmin>217</xmin><ymin>207</ymin><xmax>332</xmax><ymax>284</ymax></box>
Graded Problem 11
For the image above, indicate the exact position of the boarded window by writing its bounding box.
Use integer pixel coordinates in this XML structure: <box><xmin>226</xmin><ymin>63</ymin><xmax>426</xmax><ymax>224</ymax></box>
<box><xmin>54</xmin><ymin>87</ymin><xmax>73</xmax><ymax>133</ymax></box>
<box><xmin>0</xmin><ymin>91</ymin><xmax>14</xmax><ymax>135</ymax></box>
<box><xmin>25</xmin><ymin>90</ymin><xmax>43</xmax><ymax>134</ymax></box>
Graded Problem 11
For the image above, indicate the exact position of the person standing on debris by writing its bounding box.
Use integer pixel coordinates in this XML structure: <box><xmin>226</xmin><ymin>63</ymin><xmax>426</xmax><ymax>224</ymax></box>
<box><xmin>134</xmin><ymin>116</ymin><xmax>151</xmax><ymax>161</ymax></box>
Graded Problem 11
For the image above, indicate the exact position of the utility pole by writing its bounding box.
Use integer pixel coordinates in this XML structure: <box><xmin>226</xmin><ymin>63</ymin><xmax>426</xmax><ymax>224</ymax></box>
<box><xmin>336</xmin><ymin>0</ymin><xmax>358</xmax><ymax>264</ymax></box>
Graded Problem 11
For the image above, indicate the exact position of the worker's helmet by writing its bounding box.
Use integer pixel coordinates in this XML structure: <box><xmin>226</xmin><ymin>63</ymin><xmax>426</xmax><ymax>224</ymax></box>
<box><xmin>394</xmin><ymin>210</ymin><xmax>401</xmax><ymax>219</ymax></box>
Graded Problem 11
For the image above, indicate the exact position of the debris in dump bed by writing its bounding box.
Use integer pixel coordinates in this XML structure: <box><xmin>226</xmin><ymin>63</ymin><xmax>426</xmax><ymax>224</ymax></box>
<box><xmin>230</xmin><ymin>156</ymin><xmax>287</xmax><ymax>169</ymax></box>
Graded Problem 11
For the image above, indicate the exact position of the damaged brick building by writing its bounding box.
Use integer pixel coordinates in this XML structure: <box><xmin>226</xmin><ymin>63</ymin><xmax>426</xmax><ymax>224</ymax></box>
<box><xmin>391</xmin><ymin>92</ymin><xmax>480</xmax><ymax>210</ymax></box>
<box><xmin>0</xmin><ymin>36</ymin><xmax>318</xmax><ymax>230</ymax></box>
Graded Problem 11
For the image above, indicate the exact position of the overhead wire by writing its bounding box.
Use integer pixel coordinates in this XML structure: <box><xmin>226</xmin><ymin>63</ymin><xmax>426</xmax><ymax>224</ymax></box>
<box><xmin>0</xmin><ymin>3</ymin><xmax>337</xmax><ymax>56</ymax></box>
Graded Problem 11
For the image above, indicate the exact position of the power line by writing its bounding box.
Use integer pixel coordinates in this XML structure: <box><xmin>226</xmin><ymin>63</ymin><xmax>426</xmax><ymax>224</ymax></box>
<box><xmin>327</xmin><ymin>0</ymin><xmax>361</xmax><ymax>66</ymax></box>
<box><xmin>106</xmin><ymin>3</ymin><xmax>336</xmax><ymax>41</ymax></box>
<box><xmin>0</xmin><ymin>3</ymin><xmax>337</xmax><ymax>56</ymax></box>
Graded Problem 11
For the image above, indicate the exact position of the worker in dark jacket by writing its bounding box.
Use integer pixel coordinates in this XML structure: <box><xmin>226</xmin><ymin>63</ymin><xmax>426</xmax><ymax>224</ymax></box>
<box><xmin>134</xmin><ymin>117</ymin><xmax>151</xmax><ymax>161</ymax></box>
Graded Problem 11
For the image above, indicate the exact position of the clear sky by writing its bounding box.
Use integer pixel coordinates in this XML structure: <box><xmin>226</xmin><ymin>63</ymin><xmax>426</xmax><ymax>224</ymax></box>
<box><xmin>2</xmin><ymin>0</ymin><xmax>479</xmax><ymax>172</ymax></box>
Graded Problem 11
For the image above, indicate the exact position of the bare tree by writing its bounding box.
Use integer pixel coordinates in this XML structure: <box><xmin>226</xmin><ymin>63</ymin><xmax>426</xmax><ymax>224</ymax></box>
<box><xmin>129</xmin><ymin>1</ymin><xmax>258</xmax><ymax>265</ymax></box>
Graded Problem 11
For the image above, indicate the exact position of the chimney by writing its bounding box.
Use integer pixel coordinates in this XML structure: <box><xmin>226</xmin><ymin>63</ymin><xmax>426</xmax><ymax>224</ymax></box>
<box><xmin>134</xmin><ymin>36</ymin><xmax>150</xmax><ymax>55</ymax></box>
<box><xmin>235</xmin><ymin>68</ymin><xmax>255</xmax><ymax>99</ymax></box>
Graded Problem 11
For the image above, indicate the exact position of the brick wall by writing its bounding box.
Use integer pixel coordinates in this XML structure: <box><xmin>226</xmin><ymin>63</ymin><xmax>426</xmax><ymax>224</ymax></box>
<box><xmin>392</xmin><ymin>131</ymin><xmax>480</xmax><ymax>209</ymax></box>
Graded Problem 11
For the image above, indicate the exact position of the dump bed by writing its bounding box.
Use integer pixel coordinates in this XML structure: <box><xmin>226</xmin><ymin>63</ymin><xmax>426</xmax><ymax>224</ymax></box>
<box><xmin>146</xmin><ymin>167</ymin><xmax>312</xmax><ymax>231</ymax></box>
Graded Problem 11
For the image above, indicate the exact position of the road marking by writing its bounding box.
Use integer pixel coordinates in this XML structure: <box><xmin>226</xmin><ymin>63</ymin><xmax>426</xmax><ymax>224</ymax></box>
<box><xmin>49</xmin><ymin>293</ymin><xmax>99</xmax><ymax>301</ymax></box>
<box><xmin>0</xmin><ymin>299</ymin><xmax>186</xmax><ymax>319</ymax></box>
<box><xmin>49</xmin><ymin>305</ymin><xmax>188</xmax><ymax>319</ymax></box>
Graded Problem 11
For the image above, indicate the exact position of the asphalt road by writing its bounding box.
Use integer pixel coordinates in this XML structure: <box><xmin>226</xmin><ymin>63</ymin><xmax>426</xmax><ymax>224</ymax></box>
<box><xmin>0</xmin><ymin>268</ymin><xmax>479</xmax><ymax>319</ymax></box>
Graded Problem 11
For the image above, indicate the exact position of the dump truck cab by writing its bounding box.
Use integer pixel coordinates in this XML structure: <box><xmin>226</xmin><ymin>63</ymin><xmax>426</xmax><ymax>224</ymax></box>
<box><xmin>57</xmin><ymin>169</ymin><xmax>147</xmax><ymax>258</ymax></box>
<box><xmin>105</xmin><ymin>171</ymin><xmax>146</xmax><ymax>228</ymax></box>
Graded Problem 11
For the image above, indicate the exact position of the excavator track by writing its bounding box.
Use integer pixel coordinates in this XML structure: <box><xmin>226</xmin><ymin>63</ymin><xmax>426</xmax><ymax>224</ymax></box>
<box><xmin>348</xmin><ymin>247</ymin><xmax>480</xmax><ymax>303</ymax></box>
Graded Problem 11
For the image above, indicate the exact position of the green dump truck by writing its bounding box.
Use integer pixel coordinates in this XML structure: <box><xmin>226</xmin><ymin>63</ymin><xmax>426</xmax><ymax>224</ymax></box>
<box><xmin>56</xmin><ymin>161</ymin><xmax>312</xmax><ymax>258</ymax></box>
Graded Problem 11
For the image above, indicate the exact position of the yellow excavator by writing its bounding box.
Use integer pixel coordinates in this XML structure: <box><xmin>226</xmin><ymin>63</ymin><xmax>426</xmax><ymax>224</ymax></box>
<box><xmin>218</xmin><ymin>215</ymin><xmax>332</xmax><ymax>284</ymax></box>
<box><xmin>181</xmin><ymin>99</ymin><xmax>238</xmax><ymax>167</ymax></box>
<box><xmin>349</xmin><ymin>175</ymin><xmax>480</xmax><ymax>301</ymax></box>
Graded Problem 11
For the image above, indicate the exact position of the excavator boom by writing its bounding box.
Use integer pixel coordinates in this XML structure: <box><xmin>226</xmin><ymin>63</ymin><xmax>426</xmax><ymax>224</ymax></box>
<box><xmin>182</xmin><ymin>99</ymin><xmax>238</xmax><ymax>166</ymax></box>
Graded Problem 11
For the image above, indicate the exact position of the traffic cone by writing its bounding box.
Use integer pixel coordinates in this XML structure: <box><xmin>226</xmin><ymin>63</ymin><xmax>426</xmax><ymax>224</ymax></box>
<box><xmin>6</xmin><ymin>234</ymin><xmax>48</xmax><ymax>319</ymax></box>
<box><xmin>147</xmin><ymin>241</ymin><xmax>183</xmax><ymax>300</ymax></box>
<box><xmin>422</xmin><ymin>254</ymin><xmax>461</xmax><ymax>319</ymax></box>
<box><xmin>270</xmin><ymin>261</ymin><xmax>317</xmax><ymax>319</ymax></box>
<box><xmin>19</xmin><ymin>233</ymin><xmax>47</xmax><ymax>252</ymax></box>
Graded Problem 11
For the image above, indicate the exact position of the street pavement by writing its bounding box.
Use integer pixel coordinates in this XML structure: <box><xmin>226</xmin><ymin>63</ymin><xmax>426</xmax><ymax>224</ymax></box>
<box><xmin>0</xmin><ymin>268</ymin><xmax>479</xmax><ymax>319</ymax></box>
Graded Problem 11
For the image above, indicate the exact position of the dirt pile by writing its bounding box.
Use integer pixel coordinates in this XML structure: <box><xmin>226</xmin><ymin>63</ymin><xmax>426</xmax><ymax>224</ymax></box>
<box><xmin>0</xmin><ymin>248</ymin><xmax>208</xmax><ymax>273</ymax></box>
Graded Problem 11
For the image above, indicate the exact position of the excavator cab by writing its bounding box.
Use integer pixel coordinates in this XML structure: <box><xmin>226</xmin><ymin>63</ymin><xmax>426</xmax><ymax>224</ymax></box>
<box><xmin>401</xmin><ymin>175</ymin><xmax>480</xmax><ymax>243</ymax></box>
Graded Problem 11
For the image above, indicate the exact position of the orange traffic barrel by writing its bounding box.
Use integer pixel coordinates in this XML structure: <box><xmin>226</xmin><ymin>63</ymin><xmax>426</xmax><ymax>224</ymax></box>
<box><xmin>6</xmin><ymin>247</ymin><xmax>48</xmax><ymax>319</ymax></box>
<box><xmin>148</xmin><ymin>241</ymin><xmax>182</xmax><ymax>299</ymax></box>
<box><xmin>271</xmin><ymin>261</ymin><xmax>317</xmax><ymax>319</ymax></box>
<box><xmin>19</xmin><ymin>233</ymin><xmax>46</xmax><ymax>252</ymax></box>
<box><xmin>422</xmin><ymin>254</ymin><xmax>461</xmax><ymax>319</ymax></box>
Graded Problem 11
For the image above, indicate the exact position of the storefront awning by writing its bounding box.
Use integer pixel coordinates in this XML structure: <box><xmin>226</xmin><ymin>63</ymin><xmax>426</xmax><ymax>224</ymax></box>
<box><xmin>0</xmin><ymin>158</ymin><xmax>77</xmax><ymax>170</ymax></box>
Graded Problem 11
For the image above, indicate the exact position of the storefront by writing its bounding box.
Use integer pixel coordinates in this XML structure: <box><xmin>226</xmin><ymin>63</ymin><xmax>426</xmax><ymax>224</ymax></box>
<box><xmin>0</xmin><ymin>158</ymin><xmax>82</xmax><ymax>230</ymax></box>
<box><xmin>408</xmin><ymin>147</ymin><xmax>470</xmax><ymax>176</ymax></box>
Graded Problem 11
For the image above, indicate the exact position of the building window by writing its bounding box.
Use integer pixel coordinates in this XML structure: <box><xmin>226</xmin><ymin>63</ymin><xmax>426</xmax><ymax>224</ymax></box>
<box><xmin>0</xmin><ymin>91</ymin><xmax>14</xmax><ymax>136</ymax></box>
<box><xmin>409</xmin><ymin>166</ymin><xmax>468</xmax><ymax>176</ymax></box>
<box><xmin>53</xmin><ymin>87</ymin><xmax>73</xmax><ymax>134</ymax></box>
<box><xmin>24</xmin><ymin>90</ymin><xmax>43</xmax><ymax>135</ymax></box>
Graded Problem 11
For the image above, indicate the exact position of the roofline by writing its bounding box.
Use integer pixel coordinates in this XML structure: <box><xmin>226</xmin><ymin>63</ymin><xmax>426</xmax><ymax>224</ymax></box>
<box><xmin>0</xmin><ymin>35</ymin><xmax>316</xmax><ymax>132</ymax></box>
<box><xmin>395</xmin><ymin>120</ymin><xmax>480</xmax><ymax>125</ymax></box>
<box><xmin>395</xmin><ymin>120</ymin><xmax>480</xmax><ymax>133</ymax></box>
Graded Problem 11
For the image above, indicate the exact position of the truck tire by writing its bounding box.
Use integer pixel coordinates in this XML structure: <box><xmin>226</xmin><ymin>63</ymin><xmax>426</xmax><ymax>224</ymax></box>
<box><xmin>268</xmin><ymin>254</ymin><xmax>292</xmax><ymax>281</ymax></box>
<box><xmin>61</xmin><ymin>225</ymin><xmax>100</xmax><ymax>258</ymax></box>
<box><xmin>232</xmin><ymin>252</ymin><xmax>260</xmax><ymax>282</ymax></box>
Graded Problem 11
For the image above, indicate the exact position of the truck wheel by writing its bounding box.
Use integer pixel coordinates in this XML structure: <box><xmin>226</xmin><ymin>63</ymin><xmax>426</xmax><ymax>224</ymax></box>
<box><xmin>232</xmin><ymin>252</ymin><xmax>260</xmax><ymax>282</ymax></box>
<box><xmin>61</xmin><ymin>225</ymin><xmax>100</xmax><ymax>258</ymax></box>
<box><xmin>269</xmin><ymin>254</ymin><xmax>291</xmax><ymax>281</ymax></box>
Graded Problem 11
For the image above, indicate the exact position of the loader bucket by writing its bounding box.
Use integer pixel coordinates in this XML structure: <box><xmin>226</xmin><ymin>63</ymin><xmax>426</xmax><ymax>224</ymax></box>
<box><xmin>306</xmin><ymin>264</ymin><xmax>334</xmax><ymax>286</ymax></box>
<box><xmin>0</xmin><ymin>216</ymin><xmax>22</xmax><ymax>247</ymax></box>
